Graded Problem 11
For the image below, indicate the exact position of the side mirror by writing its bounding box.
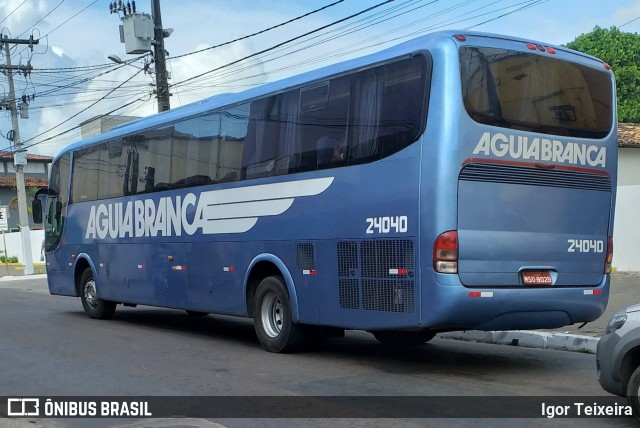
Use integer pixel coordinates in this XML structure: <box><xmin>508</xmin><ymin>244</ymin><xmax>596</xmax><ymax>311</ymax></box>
<box><xmin>32</xmin><ymin>199</ymin><xmax>43</xmax><ymax>224</ymax></box>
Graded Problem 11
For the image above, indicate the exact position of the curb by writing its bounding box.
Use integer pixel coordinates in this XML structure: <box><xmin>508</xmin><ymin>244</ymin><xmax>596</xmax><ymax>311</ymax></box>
<box><xmin>438</xmin><ymin>330</ymin><xmax>599</xmax><ymax>354</ymax></box>
<box><xmin>0</xmin><ymin>273</ymin><xmax>47</xmax><ymax>281</ymax></box>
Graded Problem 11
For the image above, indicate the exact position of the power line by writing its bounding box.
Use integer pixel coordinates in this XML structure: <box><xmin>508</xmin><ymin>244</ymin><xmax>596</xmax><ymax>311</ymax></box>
<box><xmin>16</xmin><ymin>94</ymin><xmax>151</xmax><ymax>153</ymax></box>
<box><xmin>41</xmin><ymin>0</ymin><xmax>99</xmax><ymax>38</ymax></box>
<box><xmin>172</xmin><ymin>0</ymin><xmax>394</xmax><ymax>87</ymax></box>
<box><xmin>620</xmin><ymin>16</ymin><xmax>640</xmax><ymax>28</ymax></box>
<box><xmin>183</xmin><ymin>0</ymin><xmax>545</xmax><ymax>94</ymax></box>
<box><xmin>0</xmin><ymin>0</ymin><xmax>28</xmax><ymax>26</ymax></box>
<box><xmin>23</xmin><ymin>67</ymin><xmax>144</xmax><ymax>145</ymax></box>
<box><xmin>463</xmin><ymin>0</ymin><xmax>547</xmax><ymax>30</ymax></box>
<box><xmin>17</xmin><ymin>0</ymin><xmax>65</xmax><ymax>38</ymax></box>
<box><xmin>170</xmin><ymin>0</ymin><xmax>347</xmax><ymax>60</ymax></box>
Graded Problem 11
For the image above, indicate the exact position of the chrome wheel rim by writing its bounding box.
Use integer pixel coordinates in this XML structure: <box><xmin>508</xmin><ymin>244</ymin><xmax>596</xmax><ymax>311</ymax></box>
<box><xmin>84</xmin><ymin>279</ymin><xmax>98</xmax><ymax>308</ymax></box>
<box><xmin>260</xmin><ymin>291</ymin><xmax>283</xmax><ymax>338</ymax></box>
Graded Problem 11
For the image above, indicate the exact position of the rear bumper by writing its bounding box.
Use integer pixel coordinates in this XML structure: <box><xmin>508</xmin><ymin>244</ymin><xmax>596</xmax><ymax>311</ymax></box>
<box><xmin>420</xmin><ymin>270</ymin><xmax>609</xmax><ymax>331</ymax></box>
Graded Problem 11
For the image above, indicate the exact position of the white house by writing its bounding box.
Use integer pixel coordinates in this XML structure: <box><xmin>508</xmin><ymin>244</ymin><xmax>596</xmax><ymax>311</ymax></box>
<box><xmin>613</xmin><ymin>123</ymin><xmax>640</xmax><ymax>271</ymax></box>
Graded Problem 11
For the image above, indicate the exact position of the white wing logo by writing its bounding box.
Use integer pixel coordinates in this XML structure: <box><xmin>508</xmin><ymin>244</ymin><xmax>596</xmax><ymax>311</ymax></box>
<box><xmin>198</xmin><ymin>177</ymin><xmax>334</xmax><ymax>234</ymax></box>
<box><xmin>85</xmin><ymin>177</ymin><xmax>335</xmax><ymax>240</ymax></box>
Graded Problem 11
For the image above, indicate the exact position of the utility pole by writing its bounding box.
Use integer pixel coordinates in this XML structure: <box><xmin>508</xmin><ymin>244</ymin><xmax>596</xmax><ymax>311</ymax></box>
<box><xmin>110</xmin><ymin>0</ymin><xmax>171</xmax><ymax>113</ymax></box>
<box><xmin>1</xmin><ymin>34</ymin><xmax>39</xmax><ymax>275</ymax></box>
<box><xmin>151</xmin><ymin>0</ymin><xmax>170</xmax><ymax>112</ymax></box>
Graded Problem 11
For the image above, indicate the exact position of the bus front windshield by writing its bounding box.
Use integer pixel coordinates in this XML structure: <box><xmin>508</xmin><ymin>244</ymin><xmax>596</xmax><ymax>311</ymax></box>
<box><xmin>45</xmin><ymin>153</ymin><xmax>70</xmax><ymax>252</ymax></box>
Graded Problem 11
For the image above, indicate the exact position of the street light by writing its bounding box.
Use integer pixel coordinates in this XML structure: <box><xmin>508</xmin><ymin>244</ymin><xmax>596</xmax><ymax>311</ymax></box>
<box><xmin>107</xmin><ymin>54</ymin><xmax>124</xmax><ymax>64</ymax></box>
<box><xmin>107</xmin><ymin>54</ymin><xmax>153</xmax><ymax>74</ymax></box>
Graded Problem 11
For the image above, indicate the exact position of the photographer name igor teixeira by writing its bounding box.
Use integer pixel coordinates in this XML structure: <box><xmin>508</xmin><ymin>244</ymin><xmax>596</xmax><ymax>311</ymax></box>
<box><xmin>541</xmin><ymin>401</ymin><xmax>633</xmax><ymax>418</ymax></box>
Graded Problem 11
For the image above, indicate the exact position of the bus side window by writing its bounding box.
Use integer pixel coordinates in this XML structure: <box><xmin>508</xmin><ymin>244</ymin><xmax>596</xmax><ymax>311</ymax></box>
<box><xmin>350</xmin><ymin>56</ymin><xmax>427</xmax><ymax>164</ymax></box>
<box><xmin>301</xmin><ymin>76</ymin><xmax>350</xmax><ymax>171</ymax></box>
<box><xmin>243</xmin><ymin>97</ymin><xmax>280</xmax><ymax>180</ymax></box>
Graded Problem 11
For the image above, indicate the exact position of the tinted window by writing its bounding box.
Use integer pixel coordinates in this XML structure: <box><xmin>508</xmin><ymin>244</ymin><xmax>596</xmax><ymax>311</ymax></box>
<box><xmin>350</xmin><ymin>56</ymin><xmax>427</xmax><ymax>163</ymax></box>
<box><xmin>460</xmin><ymin>47</ymin><xmax>613</xmax><ymax>138</ymax></box>
<box><xmin>71</xmin><ymin>146</ymin><xmax>100</xmax><ymax>202</ymax></box>
<box><xmin>68</xmin><ymin>56</ymin><xmax>429</xmax><ymax>200</ymax></box>
<box><xmin>98</xmin><ymin>140</ymin><xmax>128</xmax><ymax>199</ymax></box>
<box><xmin>242</xmin><ymin>55</ymin><xmax>429</xmax><ymax>177</ymax></box>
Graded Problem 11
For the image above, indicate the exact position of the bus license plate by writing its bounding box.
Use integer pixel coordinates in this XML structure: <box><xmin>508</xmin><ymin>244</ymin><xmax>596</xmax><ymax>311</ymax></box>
<box><xmin>522</xmin><ymin>271</ymin><xmax>552</xmax><ymax>286</ymax></box>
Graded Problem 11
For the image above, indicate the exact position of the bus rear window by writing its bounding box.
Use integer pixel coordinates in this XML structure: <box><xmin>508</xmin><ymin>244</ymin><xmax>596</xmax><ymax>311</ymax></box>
<box><xmin>460</xmin><ymin>47</ymin><xmax>613</xmax><ymax>139</ymax></box>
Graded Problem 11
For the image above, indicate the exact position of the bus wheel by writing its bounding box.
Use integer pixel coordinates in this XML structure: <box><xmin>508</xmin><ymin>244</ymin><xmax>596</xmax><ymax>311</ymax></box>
<box><xmin>253</xmin><ymin>275</ymin><xmax>305</xmax><ymax>353</ymax></box>
<box><xmin>372</xmin><ymin>330</ymin><xmax>436</xmax><ymax>346</ymax></box>
<box><xmin>80</xmin><ymin>268</ymin><xmax>116</xmax><ymax>320</ymax></box>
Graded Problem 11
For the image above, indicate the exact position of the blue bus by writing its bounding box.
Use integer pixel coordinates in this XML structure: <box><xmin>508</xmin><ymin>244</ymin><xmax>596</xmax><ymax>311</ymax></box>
<box><xmin>33</xmin><ymin>30</ymin><xmax>617</xmax><ymax>353</ymax></box>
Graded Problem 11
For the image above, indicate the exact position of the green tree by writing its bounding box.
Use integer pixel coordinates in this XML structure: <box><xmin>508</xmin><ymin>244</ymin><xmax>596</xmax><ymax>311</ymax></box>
<box><xmin>565</xmin><ymin>26</ymin><xmax>640</xmax><ymax>123</ymax></box>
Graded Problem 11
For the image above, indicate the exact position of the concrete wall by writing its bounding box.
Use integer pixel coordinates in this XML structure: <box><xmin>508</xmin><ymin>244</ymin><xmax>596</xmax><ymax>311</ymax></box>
<box><xmin>0</xmin><ymin>229</ymin><xmax>45</xmax><ymax>264</ymax></box>
<box><xmin>613</xmin><ymin>148</ymin><xmax>640</xmax><ymax>271</ymax></box>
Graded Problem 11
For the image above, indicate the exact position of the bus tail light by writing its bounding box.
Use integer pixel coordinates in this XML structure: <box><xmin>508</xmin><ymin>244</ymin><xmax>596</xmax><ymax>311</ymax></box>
<box><xmin>434</xmin><ymin>231</ymin><xmax>458</xmax><ymax>274</ymax></box>
<box><xmin>605</xmin><ymin>236</ymin><xmax>613</xmax><ymax>274</ymax></box>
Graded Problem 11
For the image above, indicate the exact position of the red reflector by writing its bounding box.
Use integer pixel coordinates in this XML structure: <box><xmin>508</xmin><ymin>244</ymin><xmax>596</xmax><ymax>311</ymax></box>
<box><xmin>603</xmin><ymin>62</ymin><xmax>611</xmax><ymax>70</ymax></box>
<box><xmin>546</xmin><ymin>47</ymin><xmax>556</xmax><ymax>54</ymax></box>
<box><xmin>469</xmin><ymin>292</ymin><xmax>481</xmax><ymax>298</ymax></box>
<box><xmin>454</xmin><ymin>34</ymin><xmax>466</xmax><ymax>42</ymax></box>
<box><xmin>526</xmin><ymin>43</ymin><xmax>536</xmax><ymax>50</ymax></box>
<box><xmin>594</xmin><ymin>289</ymin><xmax>603</xmax><ymax>295</ymax></box>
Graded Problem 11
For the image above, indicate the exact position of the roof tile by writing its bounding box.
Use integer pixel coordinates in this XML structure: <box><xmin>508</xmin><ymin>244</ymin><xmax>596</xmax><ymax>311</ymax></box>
<box><xmin>618</xmin><ymin>123</ymin><xmax>640</xmax><ymax>147</ymax></box>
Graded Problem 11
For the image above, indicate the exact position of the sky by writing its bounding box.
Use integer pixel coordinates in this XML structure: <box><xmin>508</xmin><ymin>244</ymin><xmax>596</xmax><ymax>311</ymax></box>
<box><xmin>1</xmin><ymin>0</ymin><xmax>640</xmax><ymax>157</ymax></box>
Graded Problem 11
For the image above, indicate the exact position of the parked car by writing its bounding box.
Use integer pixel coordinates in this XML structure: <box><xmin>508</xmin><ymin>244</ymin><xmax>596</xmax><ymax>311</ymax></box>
<box><xmin>597</xmin><ymin>304</ymin><xmax>640</xmax><ymax>418</ymax></box>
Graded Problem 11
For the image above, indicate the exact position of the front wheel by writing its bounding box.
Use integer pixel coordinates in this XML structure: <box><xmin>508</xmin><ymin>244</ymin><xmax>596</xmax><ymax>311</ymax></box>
<box><xmin>253</xmin><ymin>276</ymin><xmax>306</xmax><ymax>353</ymax></box>
<box><xmin>626</xmin><ymin>365</ymin><xmax>640</xmax><ymax>420</ymax></box>
<box><xmin>372</xmin><ymin>330</ymin><xmax>436</xmax><ymax>346</ymax></box>
<box><xmin>80</xmin><ymin>268</ymin><xmax>116</xmax><ymax>320</ymax></box>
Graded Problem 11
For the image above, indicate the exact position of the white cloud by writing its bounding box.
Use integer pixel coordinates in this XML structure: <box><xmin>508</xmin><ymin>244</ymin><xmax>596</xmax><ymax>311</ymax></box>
<box><xmin>50</xmin><ymin>46</ymin><xmax>66</xmax><ymax>57</ymax></box>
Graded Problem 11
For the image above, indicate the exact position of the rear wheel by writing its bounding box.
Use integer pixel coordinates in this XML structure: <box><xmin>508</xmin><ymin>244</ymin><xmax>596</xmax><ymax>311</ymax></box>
<box><xmin>253</xmin><ymin>275</ymin><xmax>306</xmax><ymax>353</ymax></box>
<box><xmin>372</xmin><ymin>330</ymin><xmax>436</xmax><ymax>346</ymax></box>
<box><xmin>626</xmin><ymin>365</ymin><xmax>640</xmax><ymax>420</ymax></box>
<box><xmin>80</xmin><ymin>268</ymin><xmax>116</xmax><ymax>320</ymax></box>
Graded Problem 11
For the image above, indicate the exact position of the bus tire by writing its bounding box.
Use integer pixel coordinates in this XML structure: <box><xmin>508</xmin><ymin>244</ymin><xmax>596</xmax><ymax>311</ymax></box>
<box><xmin>80</xmin><ymin>268</ymin><xmax>116</xmax><ymax>320</ymax></box>
<box><xmin>372</xmin><ymin>330</ymin><xmax>436</xmax><ymax>346</ymax></box>
<box><xmin>253</xmin><ymin>275</ymin><xmax>306</xmax><ymax>353</ymax></box>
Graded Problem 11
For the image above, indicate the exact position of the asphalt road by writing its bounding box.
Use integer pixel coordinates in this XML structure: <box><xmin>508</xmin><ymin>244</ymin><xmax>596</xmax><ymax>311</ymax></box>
<box><xmin>0</xmin><ymin>276</ymin><xmax>638</xmax><ymax>428</ymax></box>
